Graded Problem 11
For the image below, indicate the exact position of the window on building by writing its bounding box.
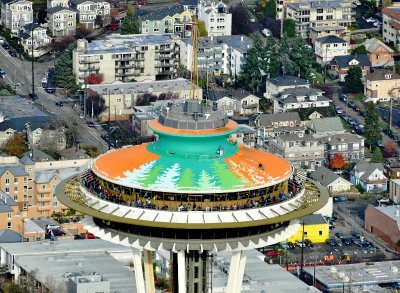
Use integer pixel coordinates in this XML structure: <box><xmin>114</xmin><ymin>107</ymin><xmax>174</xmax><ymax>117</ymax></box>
<box><xmin>326</xmin><ymin>15</ymin><xmax>333</xmax><ymax>20</ymax></box>
<box><xmin>14</xmin><ymin>187</ymin><xmax>17</xmax><ymax>192</ymax></box>
<box><xmin>23</xmin><ymin>203</ymin><xmax>27</xmax><ymax>210</ymax></box>
<box><xmin>7</xmin><ymin>222</ymin><xmax>11</xmax><ymax>229</ymax></box>
<box><xmin>7</xmin><ymin>212</ymin><xmax>12</xmax><ymax>219</ymax></box>
<box><xmin>5</xmin><ymin>178</ymin><xmax>10</xmax><ymax>185</ymax></box>
<box><xmin>14</xmin><ymin>177</ymin><xmax>18</xmax><ymax>183</ymax></box>
<box><xmin>316</xmin><ymin>16</ymin><xmax>323</xmax><ymax>21</ymax></box>
<box><xmin>317</xmin><ymin>8</ymin><xmax>323</xmax><ymax>13</ymax></box>
<box><xmin>319</xmin><ymin>230</ymin><xmax>322</xmax><ymax>236</ymax></box>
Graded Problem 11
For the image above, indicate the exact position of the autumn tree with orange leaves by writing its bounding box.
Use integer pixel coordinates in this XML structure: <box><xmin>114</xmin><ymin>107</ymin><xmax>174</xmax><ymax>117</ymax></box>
<box><xmin>85</xmin><ymin>74</ymin><xmax>104</xmax><ymax>85</ymax></box>
<box><xmin>330</xmin><ymin>153</ymin><xmax>346</xmax><ymax>170</ymax></box>
<box><xmin>383</xmin><ymin>141</ymin><xmax>398</xmax><ymax>157</ymax></box>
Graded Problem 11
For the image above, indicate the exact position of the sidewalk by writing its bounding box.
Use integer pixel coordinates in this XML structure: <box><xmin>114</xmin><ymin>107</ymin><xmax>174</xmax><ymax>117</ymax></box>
<box><xmin>334</xmin><ymin>206</ymin><xmax>398</xmax><ymax>257</ymax></box>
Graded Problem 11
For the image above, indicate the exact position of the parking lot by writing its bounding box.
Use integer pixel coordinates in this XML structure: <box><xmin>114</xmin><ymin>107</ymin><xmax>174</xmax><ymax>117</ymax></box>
<box><xmin>262</xmin><ymin>198</ymin><xmax>399</xmax><ymax>267</ymax></box>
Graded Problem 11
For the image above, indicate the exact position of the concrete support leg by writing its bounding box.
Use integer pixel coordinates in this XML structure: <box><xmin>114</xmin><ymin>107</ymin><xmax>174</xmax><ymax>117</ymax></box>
<box><xmin>133</xmin><ymin>249</ymin><xmax>146</xmax><ymax>293</ymax></box>
<box><xmin>144</xmin><ymin>250</ymin><xmax>155</xmax><ymax>293</ymax></box>
<box><xmin>226</xmin><ymin>250</ymin><xmax>247</xmax><ymax>293</ymax></box>
<box><xmin>177</xmin><ymin>250</ymin><xmax>187</xmax><ymax>293</ymax></box>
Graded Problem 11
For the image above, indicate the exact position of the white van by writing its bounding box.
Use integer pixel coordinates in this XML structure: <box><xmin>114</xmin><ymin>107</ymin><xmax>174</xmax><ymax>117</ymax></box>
<box><xmin>0</xmin><ymin>37</ymin><xmax>4</xmax><ymax>45</ymax></box>
<box><xmin>261</xmin><ymin>28</ymin><xmax>271</xmax><ymax>37</ymax></box>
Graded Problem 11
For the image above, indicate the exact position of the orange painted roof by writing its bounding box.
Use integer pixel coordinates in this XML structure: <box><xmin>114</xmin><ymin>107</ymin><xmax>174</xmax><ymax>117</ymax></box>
<box><xmin>92</xmin><ymin>143</ymin><xmax>292</xmax><ymax>193</ymax></box>
<box><xmin>148</xmin><ymin>119</ymin><xmax>238</xmax><ymax>136</ymax></box>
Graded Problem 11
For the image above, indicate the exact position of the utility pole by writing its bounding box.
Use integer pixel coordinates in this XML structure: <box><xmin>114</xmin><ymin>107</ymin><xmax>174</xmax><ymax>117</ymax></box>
<box><xmin>108</xmin><ymin>90</ymin><xmax>111</xmax><ymax>150</ymax></box>
<box><xmin>31</xmin><ymin>20</ymin><xmax>35</xmax><ymax>99</ymax></box>
<box><xmin>300</xmin><ymin>219</ymin><xmax>305</xmax><ymax>278</ymax></box>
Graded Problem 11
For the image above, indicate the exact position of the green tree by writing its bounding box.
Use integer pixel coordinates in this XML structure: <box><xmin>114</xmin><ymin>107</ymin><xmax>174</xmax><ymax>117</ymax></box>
<box><xmin>238</xmin><ymin>35</ymin><xmax>264</xmax><ymax>92</ymax></box>
<box><xmin>345</xmin><ymin>66</ymin><xmax>363</xmax><ymax>93</ymax></box>
<box><xmin>371</xmin><ymin>147</ymin><xmax>383</xmax><ymax>163</ymax></box>
<box><xmin>283</xmin><ymin>19</ymin><xmax>296</xmax><ymax>38</ymax></box>
<box><xmin>198</xmin><ymin>20</ymin><xmax>208</xmax><ymax>37</ymax></box>
<box><xmin>1</xmin><ymin>133</ymin><xmax>28</xmax><ymax>158</ymax></box>
<box><xmin>364</xmin><ymin>102</ymin><xmax>382</xmax><ymax>149</ymax></box>
<box><xmin>119</xmin><ymin>6</ymin><xmax>139</xmax><ymax>35</ymax></box>
<box><xmin>352</xmin><ymin>45</ymin><xmax>367</xmax><ymax>55</ymax></box>
<box><xmin>95</xmin><ymin>15</ymin><xmax>103</xmax><ymax>28</ymax></box>
<box><xmin>55</xmin><ymin>44</ymin><xmax>79</xmax><ymax>92</ymax></box>
<box><xmin>263</xmin><ymin>0</ymin><xmax>277</xmax><ymax>17</ymax></box>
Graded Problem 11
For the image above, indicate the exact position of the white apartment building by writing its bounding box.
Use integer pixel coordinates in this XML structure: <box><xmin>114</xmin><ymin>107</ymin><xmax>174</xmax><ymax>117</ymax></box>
<box><xmin>0</xmin><ymin>0</ymin><xmax>33</xmax><ymax>35</ymax></box>
<box><xmin>20</xmin><ymin>24</ymin><xmax>52</xmax><ymax>57</ymax></box>
<box><xmin>390</xmin><ymin>179</ymin><xmax>400</xmax><ymax>204</ymax></box>
<box><xmin>273</xmin><ymin>87</ymin><xmax>331</xmax><ymax>113</ymax></box>
<box><xmin>314</xmin><ymin>35</ymin><xmax>349</xmax><ymax>64</ymax></box>
<box><xmin>179</xmin><ymin>35</ymin><xmax>252</xmax><ymax>77</ymax></box>
<box><xmin>70</xmin><ymin>0</ymin><xmax>110</xmax><ymax>30</ymax></box>
<box><xmin>46</xmin><ymin>0</ymin><xmax>68</xmax><ymax>9</ymax></box>
<box><xmin>285</xmin><ymin>0</ymin><xmax>354</xmax><ymax>39</ymax></box>
<box><xmin>383</xmin><ymin>7</ymin><xmax>400</xmax><ymax>48</ymax></box>
<box><xmin>198</xmin><ymin>0</ymin><xmax>232</xmax><ymax>36</ymax></box>
<box><xmin>72</xmin><ymin>34</ymin><xmax>180</xmax><ymax>84</ymax></box>
<box><xmin>47</xmin><ymin>6</ymin><xmax>77</xmax><ymax>37</ymax></box>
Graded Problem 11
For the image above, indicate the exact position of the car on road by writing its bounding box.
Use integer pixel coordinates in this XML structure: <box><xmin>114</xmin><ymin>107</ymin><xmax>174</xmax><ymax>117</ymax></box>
<box><xmin>0</xmin><ymin>69</ymin><xmax>5</xmax><ymax>78</ymax></box>
<box><xmin>74</xmin><ymin>234</ymin><xmax>84</xmax><ymax>240</ymax></box>
<box><xmin>86</xmin><ymin>121</ymin><xmax>95</xmax><ymax>127</ymax></box>
<box><xmin>365</xmin><ymin>17</ymin><xmax>376</xmax><ymax>23</ymax></box>
<box><xmin>28</xmin><ymin>93</ymin><xmax>38</xmax><ymax>100</ymax></box>
<box><xmin>376</xmin><ymin>140</ymin><xmax>384</xmax><ymax>149</ymax></box>
<box><xmin>339</xmin><ymin>95</ymin><xmax>347</xmax><ymax>102</ymax></box>
<box><xmin>51</xmin><ymin>229</ymin><xmax>66</xmax><ymax>237</ymax></box>
<box><xmin>261</xmin><ymin>28</ymin><xmax>272</xmax><ymax>37</ymax></box>
<box><xmin>79</xmin><ymin>112</ymin><xmax>84</xmax><ymax>119</ymax></box>
<box><xmin>8</xmin><ymin>50</ymin><xmax>17</xmax><ymax>57</ymax></box>
<box><xmin>55</xmin><ymin>101</ymin><xmax>63</xmax><ymax>107</ymax></box>
<box><xmin>348</xmin><ymin>101</ymin><xmax>355</xmax><ymax>109</ymax></box>
<box><xmin>378</xmin><ymin>197</ymin><xmax>390</xmax><ymax>203</ymax></box>
<box><xmin>2</xmin><ymin>43</ymin><xmax>10</xmax><ymax>50</ymax></box>
<box><xmin>46</xmin><ymin>224</ymin><xmax>60</xmax><ymax>230</ymax></box>
<box><xmin>295</xmin><ymin>240</ymin><xmax>306</xmax><ymax>247</ymax></box>
<box><xmin>351</xmin><ymin>232</ymin><xmax>361</xmax><ymax>239</ymax></box>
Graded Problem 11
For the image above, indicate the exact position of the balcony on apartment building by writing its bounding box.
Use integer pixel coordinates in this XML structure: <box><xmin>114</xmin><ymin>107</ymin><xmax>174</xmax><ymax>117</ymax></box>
<box><xmin>38</xmin><ymin>205</ymin><xmax>51</xmax><ymax>211</ymax></box>
<box><xmin>241</xmin><ymin>103</ymin><xmax>258</xmax><ymax>109</ymax></box>
<box><xmin>115</xmin><ymin>70</ymin><xmax>140</xmax><ymax>77</ymax></box>
<box><xmin>79</xmin><ymin>65</ymin><xmax>100</xmax><ymax>71</ymax></box>
<box><xmin>79</xmin><ymin>57</ymin><xmax>100</xmax><ymax>64</ymax></box>
<box><xmin>37</xmin><ymin>195</ymin><xmax>51</xmax><ymax>202</ymax></box>
<box><xmin>157</xmin><ymin>45</ymin><xmax>175</xmax><ymax>53</ymax></box>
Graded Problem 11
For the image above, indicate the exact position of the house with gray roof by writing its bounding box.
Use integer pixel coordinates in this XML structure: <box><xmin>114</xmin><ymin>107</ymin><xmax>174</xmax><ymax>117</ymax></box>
<box><xmin>69</xmin><ymin>0</ymin><xmax>110</xmax><ymax>30</ymax></box>
<box><xmin>264</xmin><ymin>76</ymin><xmax>310</xmax><ymax>101</ymax></box>
<box><xmin>310</xmin><ymin>166</ymin><xmax>352</xmax><ymax>193</ymax></box>
<box><xmin>21</xmin><ymin>149</ymin><xmax>54</xmax><ymax>162</ymax></box>
<box><xmin>267</xmin><ymin>133</ymin><xmax>325</xmax><ymax>170</ymax></box>
<box><xmin>330</xmin><ymin>54</ymin><xmax>371</xmax><ymax>82</ymax></box>
<box><xmin>138</xmin><ymin>5</ymin><xmax>192</xmax><ymax>38</ymax></box>
<box><xmin>0</xmin><ymin>230</ymin><xmax>22</xmax><ymax>243</ymax></box>
<box><xmin>350</xmin><ymin>161</ymin><xmax>387</xmax><ymax>193</ymax></box>
<box><xmin>254</xmin><ymin>112</ymin><xmax>305</xmax><ymax>143</ymax></box>
<box><xmin>47</xmin><ymin>6</ymin><xmax>77</xmax><ymax>37</ymax></box>
<box><xmin>361</xmin><ymin>38</ymin><xmax>394</xmax><ymax>68</ymax></box>
<box><xmin>308</xmin><ymin>117</ymin><xmax>345</xmax><ymax>138</ymax></box>
<box><xmin>0</xmin><ymin>0</ymin><xmax>33</xmax><ymax>35</ymax></box>
<box><xmin>20</xmin><ymin>24</ymin><xmax>51</xmax><ymax>57</ymax></box>
<box><xmin>273</xmin><ymin>87</ymin><xmax>331</xmax><ymax>113</ymax></box>
<box><xmin>324</xmin><ymin>133</ymin><xmax>365</xmax><ymax>163</ymax></box>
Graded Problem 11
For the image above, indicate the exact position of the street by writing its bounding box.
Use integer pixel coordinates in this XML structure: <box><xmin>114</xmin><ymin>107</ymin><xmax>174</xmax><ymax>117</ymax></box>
<box><xmin>0</xmin><ymin>46</ymin><xmax>108</xmax><ymax>152</ymax></box>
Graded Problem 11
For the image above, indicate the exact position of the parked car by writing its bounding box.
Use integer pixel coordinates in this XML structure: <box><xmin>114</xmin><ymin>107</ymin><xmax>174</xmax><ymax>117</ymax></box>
<box><xmin>46</xmin><ymin>224</ymin><xmax>60</xmax><ymax>230</ymax></box>
<box><xmin>2</xmin><ymin>43</ymin><xmax>10</xmax><ymax>50</ymax></box>
<box><xmin>342</xmin><ymin>237</ymin><xmax>352</xmax><ymax>245</ymax></box>
<box><xmin>266</xmin><ymin>250</ymin><xmax>281</xmax><ymax>257</ymax></box>
<box><xmin>279</xmin><ymin>241</ymin><xmax>290</xmax><ymax>250</ymax></box>
<box><xmin>261</xmin><ymin>28</ymin><xmax>272</xmax><ymax>37</ymax></box>
<box><xmin>304</xmin><ymin>239</ymin><xmax>313</xmax><ymax>248</ymax></box>
<box><xmin>287</xmin><ymin>241</ymin><xmax>295</xmax><ymax>249</ymax></box>
<box><xmin>8</xmin><ymin>50</ymin><xmax>17</xmax><ymax>57</ymax></box>
<box><xmin>295</xmin><ymin>240</ymin><xmax>305</xmax><ymax>247</ymax></box>
<box><xmin>87</xmin><ymin>121</ymin><xmax>95</xmax><ymax>127</ymax></box>
<box><xmin>365</xmin><ymin>17</ymin><xmax>376</xmax><ymax>23</ymax></box>
<box><xmin>335</xmin><ymin>106</ymin><xmax>343</xmax><ymax>114</ymax></box>
<box><xmin>0</xmin><ymin>69</ymin><xmax>5</xmax><ymax>78</ymax></box>
<box><xmin>352</xmin><ymin>232</ymin><xmax>361</xmax><ymax>239</ymax></box>
<box><xmin>378</xmin><ymin>197</ymin><xmax>390</xmax><ymax>203</ymax></box>
<box><xmin>339</xmin><ymin>95</ymin><xmax>347</xmax><ymax>102</ymax></box>
<box><xmin>55</xmin><ymin>101</ymin><xmax>63</xmax><ymax>107</ymax></box>
<box><xmin>348</xmin><ymin>101</ymin><xmax>355</xmax><ymax>109</ymax></box>
<box><xmin>335</xmin><ymin>232</ymin><xmax>346</xmax><ymax>240</ymax></box>
<box><xmin>81</xmin><ymin>232</ymin><xmax>95</xmax><ymax>239</ymax></box>
<box><xmin>74</xmin><ymin>234</ymin><xmax>84</xmax><ymax>240</ymax></box>
<box><xmin>51</xmin><ymin>229</ymin><xmax>66</xmax><ymax>237</ymax></box>
<box><xmin>327</xmin><ymin>238</ymin><xmax>338</xmax><ymax>246</ymax></box>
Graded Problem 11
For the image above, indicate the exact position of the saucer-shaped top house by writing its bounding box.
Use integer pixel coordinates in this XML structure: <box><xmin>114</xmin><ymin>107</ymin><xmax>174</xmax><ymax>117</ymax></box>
<box><xmin>57</xmin><ymin>100</ymin><xmax>328</xmax><ymax>293</ymax></box>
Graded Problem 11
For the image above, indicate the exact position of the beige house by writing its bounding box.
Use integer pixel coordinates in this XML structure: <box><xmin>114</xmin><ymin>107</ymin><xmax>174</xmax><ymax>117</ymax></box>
<box><xmin>310</xmin><ymin>167</ymin><xmax>352</xmax><ymax>193</ymax></box>
<box><xmin>47</xmin><ymin>0</ymin><xmax>69</xmax><ymax>9</ymax></box>
<box><xmin>70</xmin><ymin>0</ymin><xmax>110</xmax><ymax>30</ymax></box>
<box><xmin>364</xmin><ymin>70</ymin><xmax>400</xmax><ymax>103</ymax></box>
<box><xmin>88</xmin><ymin>79</ymin><xmax>202</xmax><ymax>121</ymax></box>
<box><xmin>215</xmin><ymin>90</ymin><xmax>260</xmax><ymax>116</ymax></box>
<box><xmin>73</xmin><ymin>35</ymin><xmax>179</xmax><ymax>84</ymax></box>
<box><xmin>383</xmin><ymin>7</ymin><xmax>400</xmax><ymax>50</ymax></box>
<box><xmin>47</xmin><ymin>6</ymin><xmax>77</xmax><ymax>37</ymax></box>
